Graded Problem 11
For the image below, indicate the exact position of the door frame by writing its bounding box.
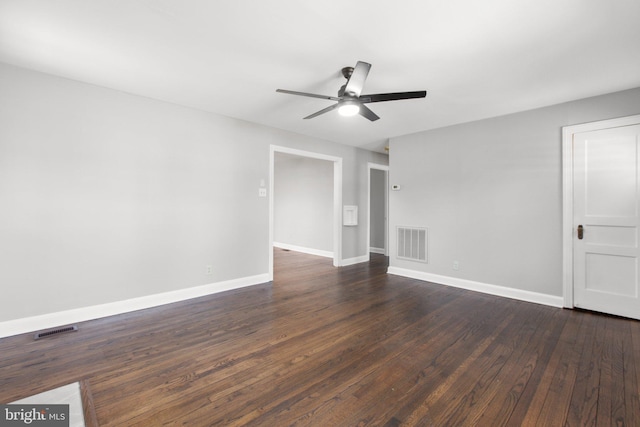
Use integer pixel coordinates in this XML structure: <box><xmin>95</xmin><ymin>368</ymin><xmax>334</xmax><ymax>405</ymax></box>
<box><xmin>562</xmin><ymin>114</ymin><xmax>640</xmax><ymax>308</ymax></box>
<box><xmin>367</xmin><ymin>163</ymin><xmax>389</xmax><ymax>257</ymax></box>
<box><xmin>269</xmin><ymin>145</ymin><xmax>343</xmax><ymax>281</ymax></box>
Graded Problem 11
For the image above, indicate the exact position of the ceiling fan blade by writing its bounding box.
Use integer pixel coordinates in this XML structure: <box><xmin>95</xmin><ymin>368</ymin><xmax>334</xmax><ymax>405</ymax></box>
<box><xmin>304</xmin><ymin>103</ymin><xmax>340</xmax><ymax>119</ymax></box>
<box><xmin>360</xmin><ymin>90</ymin><xmax>427</xmax><ymax>103</ymax></box>
<box><xmin>358</xmin><ymin>104</ymin><xmax>380</xmax><ymax>122</ymax></box>
<box><xmin>343</xmin><ymin>61</ymin><xmax>371</xmax><ymax>97</ymax></box>
<box><xmin>276</xmin><ymin>89</ymin><xmax>340</xmax><ymax>101</ymax></box>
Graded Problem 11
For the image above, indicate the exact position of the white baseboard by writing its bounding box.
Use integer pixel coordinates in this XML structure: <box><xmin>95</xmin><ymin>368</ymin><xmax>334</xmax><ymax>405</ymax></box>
<box><xmin>273</xmin><ymin>242</ymin><xmax>333</xmax><ymax>258</ymax></box>
<box><xmin>387</xmin><ymin>267</ymin><xmax>563</xmax><ymax>308</ymax></box>
<box><xmin>369</xmin><ymin>247</ymin><xmax>386</xmax><ymax>255</ymax></box>
<box><xmin>0</xmin><ymin>273</ymin><xmax>270</xmax><ymax>339</ymax></box>
<box><xmin>341</xmin><ymin>254</ymin><xmax>370</xmax><ymax>266</ymax></box>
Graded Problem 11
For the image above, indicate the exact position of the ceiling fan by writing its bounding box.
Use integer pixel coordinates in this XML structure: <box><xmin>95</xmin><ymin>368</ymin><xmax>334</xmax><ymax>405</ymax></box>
<box><xmin>276</xmin><ymin>61</ymin><xmax>427</xmax><ymax>122</ymax></box>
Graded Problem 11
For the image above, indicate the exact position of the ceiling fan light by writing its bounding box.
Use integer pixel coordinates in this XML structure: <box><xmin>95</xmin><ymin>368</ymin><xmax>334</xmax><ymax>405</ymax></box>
<box><xmin>338</xmin><ymin>103</ymin><xmax>360</xmax><ymax>117</ymax></box>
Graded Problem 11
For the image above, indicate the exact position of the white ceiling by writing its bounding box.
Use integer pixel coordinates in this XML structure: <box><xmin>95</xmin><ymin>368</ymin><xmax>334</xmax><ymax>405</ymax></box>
<box><xmin>1</xmin><ymin>0</ymin><xmax>639</xmax><ymax>153</ymax></box>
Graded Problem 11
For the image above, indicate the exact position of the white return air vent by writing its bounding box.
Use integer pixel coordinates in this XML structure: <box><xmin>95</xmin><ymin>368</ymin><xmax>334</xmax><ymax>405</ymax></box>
<box><xmin>397</xmin><ymin>227</ymin><xmax>428</xmax><ymax>263</ymax></box>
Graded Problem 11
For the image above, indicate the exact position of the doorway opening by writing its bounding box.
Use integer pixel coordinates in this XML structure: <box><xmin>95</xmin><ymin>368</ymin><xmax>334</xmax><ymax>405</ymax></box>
<box><xmin>368</xmin><ymin>163</ymin><xmax>389</xmax><ymax>257</ymax></box>
<box><xmin>269</xmin><ymin>145</ymin><xmax>343</xmax><ymax>281</ymax></box>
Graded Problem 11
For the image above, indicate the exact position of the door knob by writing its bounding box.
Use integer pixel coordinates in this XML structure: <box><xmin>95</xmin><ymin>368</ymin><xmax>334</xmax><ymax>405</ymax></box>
<box><xmin>577</xmin><ymin>225</ymin><xmax>584</xmax><ymax>240</ymax></box>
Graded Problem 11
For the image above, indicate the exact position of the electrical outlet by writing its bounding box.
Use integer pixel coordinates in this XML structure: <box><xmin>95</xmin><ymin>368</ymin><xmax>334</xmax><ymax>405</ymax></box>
<box><xmin>206</xmin><ymin>265</ymin><xmax>213</xmax><ymax>275</ymax></box>
<box><xmin>453</xmin><ymin>261</ymin><xmax>459</xmax><ymax>271</ymax></box>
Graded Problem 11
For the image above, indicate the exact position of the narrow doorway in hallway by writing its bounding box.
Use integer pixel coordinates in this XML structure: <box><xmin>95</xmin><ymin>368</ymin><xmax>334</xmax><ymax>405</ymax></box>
<box><xmin>369</xmin><ymin>164</ymin><xmax>388</xmax><ymax>257</ymax></box>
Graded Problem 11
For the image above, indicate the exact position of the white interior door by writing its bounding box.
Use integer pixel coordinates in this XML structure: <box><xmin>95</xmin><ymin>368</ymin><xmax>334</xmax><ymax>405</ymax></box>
<box><xmin>573</xmin><ymin>124</ymin><xmax>640</xmax><ymax>319</ymax></box>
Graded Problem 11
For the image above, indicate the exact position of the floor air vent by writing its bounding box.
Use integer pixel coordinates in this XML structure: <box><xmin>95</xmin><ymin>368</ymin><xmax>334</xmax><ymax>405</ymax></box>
<box><xmin>397</xmin><ymin>227</ymin><xmax>428</xmax><ymax>263</ymax></box>
<box><xmin>34</xmin><ymin>325</ymin><xmax>78</xmax><ymax>340</ymax></box>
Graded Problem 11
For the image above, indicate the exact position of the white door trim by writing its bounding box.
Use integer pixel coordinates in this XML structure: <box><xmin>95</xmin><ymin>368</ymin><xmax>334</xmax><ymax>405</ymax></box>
<box><xmin>562</xmin><ymin>114</ymin><xmax>640</xmax><ymax>308</ymax></box>
<box><xmin>269</xmin><ymin>145</ymin><xmax>343</xmax><ymax>280</ymax></box>
<box><xmin>367</xmin><ymin>163</ymin><xmax>389</xmax><ymax>257</ymax></box>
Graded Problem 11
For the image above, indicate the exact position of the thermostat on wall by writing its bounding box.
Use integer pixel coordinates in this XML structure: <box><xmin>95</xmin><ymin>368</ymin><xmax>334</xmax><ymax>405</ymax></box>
<box><xmin>391</xmin><ymin>184</ymin><xmax>401</xmax><ymax>191</ymax></box>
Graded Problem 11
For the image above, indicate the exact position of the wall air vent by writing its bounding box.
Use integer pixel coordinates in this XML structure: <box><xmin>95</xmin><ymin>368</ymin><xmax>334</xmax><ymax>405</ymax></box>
<box><xmin>397</xmin><ymin>227</ymin><xmax>428</xmax><ymax>263</ymax></box>
<box><xmin>34</xmin><ymin>325</ymin><xmax>78</xmax><ymax>340</ymax></box>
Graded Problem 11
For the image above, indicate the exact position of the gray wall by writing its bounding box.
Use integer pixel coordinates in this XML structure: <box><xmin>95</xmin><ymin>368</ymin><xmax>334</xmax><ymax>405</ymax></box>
<box><xmin>274</xmin><ymin>153</ymin><xmax>333</xmax><ymax>252</ymax></box>
<box><xmin>369</xmin><ymin>168</ymin><xmax>386</xmax><ymax>251</ymax></box>
<box><xmin>389</xmin><ymin>87</ymin><xmax>640</xmax><ymax>297</ymax></box>
<box><xmin>0</xmin><ymin>62</ymin><xmax>388</xmax><ymax>323</ymax></box>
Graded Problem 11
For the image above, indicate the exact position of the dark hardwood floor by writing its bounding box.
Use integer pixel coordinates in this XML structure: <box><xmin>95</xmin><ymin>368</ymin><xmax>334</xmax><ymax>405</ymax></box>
<box><xmin>1</xmin><ymin>249</ymin><xmax>639</xmax><ymax>426</ymax></box>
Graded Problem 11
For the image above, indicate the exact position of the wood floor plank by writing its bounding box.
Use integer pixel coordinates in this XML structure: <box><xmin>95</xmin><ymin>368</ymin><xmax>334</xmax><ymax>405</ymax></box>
<box><xmin>566</xmin><ymin>312</ymin><xmax>606</xmax><ymax>426</ymax></box>
<box><xmin>520</xmin><ymin>311</ymin><xmax>585</xmax><ymax>426</ymax></box>
<box><xmin>244</xmin><ymin>285</ymin><xmax>465</xmax><ymax>425</ymax></box>
<box><xmin>609</xmin><ymin>316</ymin><xmax>627</xmax><ymax>427</ymax></box>
<box><xmin>397</xmin><ymin>301</ymin><xmax>520</xmax><ymax>426</ymax></box>
<box><xmin>472</xmin><ymin>305</ymin><xmax>566</xmax><ymax>426</ymax></box>
<box><xmin>1</xmin><ymin>249</ymin><xmax>639</xmax><ymax>425</ymax></box>
<box><xmin>333</xmin><ymin>295</ymin><xmax>517</xmax><ymax>426</ymax></box>
<box><xmin>625</xmin><ymin>320</ymin><xmax>640</xmax><ymax>427</ymax></box>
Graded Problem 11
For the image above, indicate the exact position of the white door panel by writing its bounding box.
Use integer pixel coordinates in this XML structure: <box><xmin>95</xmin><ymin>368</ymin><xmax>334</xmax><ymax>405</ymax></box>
<box><xmin>573</xmin><ymin>125</ymin><xmax>640</xmax><ymax>319</ymax></box>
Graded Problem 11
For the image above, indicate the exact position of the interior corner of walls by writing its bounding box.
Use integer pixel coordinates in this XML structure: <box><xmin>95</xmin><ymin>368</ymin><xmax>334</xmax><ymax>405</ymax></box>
<box><xmin>341</xmin><ymin>254</ymin><xmax>370</xmax><ymax>266</ymax></box>
<box><xmin>0</xmin><ymin>273</ymin><xmax>270</xmax><ymax>339</ymax></box>
<box><xmin>386</xmin><ymin>266</ymin><xmax>564</xmax><ymax>308</ymax></box>
<box><xmin>273</xmin><ymin>242</ymin><xmax>333</xmax><ymax>258</ymax></box>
